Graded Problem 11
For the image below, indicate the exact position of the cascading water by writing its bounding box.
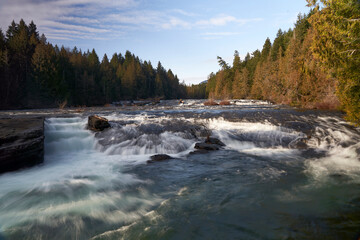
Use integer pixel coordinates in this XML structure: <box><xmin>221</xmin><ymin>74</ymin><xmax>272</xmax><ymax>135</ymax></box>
<box><xmin>1</xmin><ymin>100</ymin><xmax>360</xmax><ymax>240</ymax></box>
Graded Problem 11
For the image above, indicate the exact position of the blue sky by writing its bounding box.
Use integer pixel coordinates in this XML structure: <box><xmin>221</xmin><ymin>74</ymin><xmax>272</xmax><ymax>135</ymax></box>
<box><xmin>0</xmin><ymin>0</ymin><xmax>309</xmax><ymax>84</ymax></box>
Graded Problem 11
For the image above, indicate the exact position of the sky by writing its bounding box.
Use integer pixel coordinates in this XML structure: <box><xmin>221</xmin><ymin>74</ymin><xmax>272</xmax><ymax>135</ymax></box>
<box><xmin>0</xmin><ymin>0</ymin><xmax>310</xmax><ymax>85</ymax></box>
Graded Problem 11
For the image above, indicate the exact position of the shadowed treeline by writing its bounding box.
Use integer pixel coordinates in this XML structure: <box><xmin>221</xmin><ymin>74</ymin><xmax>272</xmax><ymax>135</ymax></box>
<box><xmin>0</xmin><ymin>20</ymin><xmax>206</xmax><ymax>109</ymax></box>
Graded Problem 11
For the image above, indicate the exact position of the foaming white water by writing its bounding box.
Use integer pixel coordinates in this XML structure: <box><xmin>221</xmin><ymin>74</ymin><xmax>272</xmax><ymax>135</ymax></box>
<box><xmin>0</xmin><ymin>117</ymin><xmax>160</xmax><ymax>231</ymax></box>
<box><xmin>96</xmin><ymin>114</ymin><xmax>196</xmax><ymax>156</ymax></box>
<box><xmin>304</xmin><ymin>116</ymin><xmax>360</xmax><ymax>183</ymax></box>
<box><xmin>204</xmin><ymin>118</ymin><xmax>305</xmax><ymax>155</ymax></box>
<box><xmin>104</xmin><ymin>131</ymin><xmax>194</xmax><ymax>155</ymax></box>
<box><xmin>45</xmin><ymin>117</ymin><xmax>96</xmax><ymax>155</ymax></box>
<box><xmin>305</xmin><ymin>143</ymin><xmax>360</xmax><ymax>182</ymax></box>
<box><xmin>232</xmin><ymin>99</ymin><xmax>272</xmax><ymax>106</ymax></box>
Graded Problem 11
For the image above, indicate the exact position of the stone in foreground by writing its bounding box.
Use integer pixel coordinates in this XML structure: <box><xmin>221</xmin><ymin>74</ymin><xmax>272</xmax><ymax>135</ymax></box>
<box><xmin>0</xmin><ymin>117</ymin><xmax>44</xmax><ymax>174</ymax></box>
<box><xmin>88</xmin><ymin>115</ymin><xmax>110</xmax><ymax>131</ymax></box>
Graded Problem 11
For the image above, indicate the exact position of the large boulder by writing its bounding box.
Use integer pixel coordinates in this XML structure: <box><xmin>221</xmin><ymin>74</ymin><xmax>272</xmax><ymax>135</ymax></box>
<box><xmin>0</xmin><ymin>117</ymin><xmax>44</xmax><ymax>174</ymax></box>
<box><xmin>88</xmin><ymin>115</ymin><xmax>110</xmax><ymax>131</ymax></box>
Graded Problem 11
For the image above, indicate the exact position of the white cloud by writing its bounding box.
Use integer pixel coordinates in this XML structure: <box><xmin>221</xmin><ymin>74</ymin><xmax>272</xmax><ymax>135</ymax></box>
<box><xmin>171</xmin><ymin>9</ymin><xmax>198</xmax><ymax>17</ymax></box>
<box><xmin>197</xmin><ymin>15</ymin><xmax>237</xmax><ymax>26</ymax></box>
<box><xmin>0</xmin><ymin>0</ymin><xmax>262</xmax><ymax>42</ymax></box>
<box><xmin>0</xmin><ymin>0</ymin><xmax>136</xmax><ymax>41</ymax></box>
<box><xmin>162</xmin><ymin>17</ymin><xmax>190</xmax><ymax>29</ymax></box>
<box><xmin>196</xmin><ymin>15</ymin><xmax>262</xmax><ymax>27</ymax></box>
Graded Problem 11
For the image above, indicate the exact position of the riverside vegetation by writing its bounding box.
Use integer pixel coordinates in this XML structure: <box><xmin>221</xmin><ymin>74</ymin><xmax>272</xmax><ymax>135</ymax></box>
<box><xmin>206</xmin><ymin>0</ymin><xmax>360</xmax><ymax>125</ymax></box>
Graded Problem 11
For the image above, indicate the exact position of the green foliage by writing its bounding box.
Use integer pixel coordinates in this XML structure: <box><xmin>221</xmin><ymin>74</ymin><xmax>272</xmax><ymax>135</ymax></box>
<box><xmin>307</xmin><ymin>0</ymin><xmax>360</xmax><ymax>124</ymax></box>
<box><xmin>0</xmin><ymin>20</ymin><xmax>189</xmax><ymax>109</ymax></box>
<box><xmin>204</xmin><ymin>2</ymin><xmax>350</xmax><ymax>121</ymax></box>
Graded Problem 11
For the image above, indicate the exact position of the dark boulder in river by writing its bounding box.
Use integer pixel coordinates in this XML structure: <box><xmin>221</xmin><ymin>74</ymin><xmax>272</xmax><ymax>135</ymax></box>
<box><xmin>194</xmin><ymin>142</ymin><xmax>220</xmax><ymax>151</ymax></box>
<box><xmin>194</xmin><ymin>137</ymin><xmax>225</xmax><ymax>151</ymax></box>
<box><xmin>0</xmin><ymin>117</ymin><xmax>44</xmax><ymax>174</ymax></box>
<box><xmin>147</xmin><ymin>154</ymin><xmax>173</xmax><ymax>163</ymax></box>
<box><xmin>88</xmin><ymin>115</ymin><xmax>110</xmax><ymax>131</ymax></box>
<box><xmin>205</xmin><ymin>137</ymin><xmax>225</xmax><ymax>146</ymax></box>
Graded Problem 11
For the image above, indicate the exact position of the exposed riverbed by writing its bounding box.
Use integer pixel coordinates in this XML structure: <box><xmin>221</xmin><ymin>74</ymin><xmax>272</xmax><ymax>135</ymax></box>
<box><xmin>0</xmin><ymin>100</ymin><xmax>359</xmax><ymax>239</ymax></box>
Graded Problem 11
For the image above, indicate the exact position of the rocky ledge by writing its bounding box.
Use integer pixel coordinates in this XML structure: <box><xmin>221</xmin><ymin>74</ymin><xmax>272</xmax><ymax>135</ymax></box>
<box><xmin>0</xmin><ymin>117</ymin><xmax>44</xmax><ymax>174</ymax></box>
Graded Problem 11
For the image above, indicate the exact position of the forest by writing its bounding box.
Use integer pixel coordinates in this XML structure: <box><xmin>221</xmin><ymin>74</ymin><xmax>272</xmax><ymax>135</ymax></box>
<box><xmin>206</xmin><ymin>0</ymin><xmax>360</xmax><ymax>124</ymax></box>
<box><xmin>0</xmin><ymin>20</ymin><xmax>206</xmax><ymax>109</ymax></box>
<box><xmin>0</xmin><ymin>0</ymin><xmax>358</xmax><ymax>124</ymax></box>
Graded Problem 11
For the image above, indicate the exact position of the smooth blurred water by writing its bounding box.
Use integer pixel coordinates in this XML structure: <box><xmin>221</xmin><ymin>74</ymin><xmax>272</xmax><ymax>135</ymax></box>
<box><xmin>0</xmin><ymin>100</ymin><xmax>360</xmax><ymax>240</ymax></box>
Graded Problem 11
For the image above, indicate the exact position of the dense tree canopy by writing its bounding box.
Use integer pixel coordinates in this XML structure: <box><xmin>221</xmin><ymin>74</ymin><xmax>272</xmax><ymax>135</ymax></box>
<box><xmin>0</xmin><ymin>20</ymin><xmax>205</xmax><ymax>109</ymax></box>
<box><xmin>306</xmin><ymin>0</ymin><xmax>360</xmax><ymax>124</ymax></box>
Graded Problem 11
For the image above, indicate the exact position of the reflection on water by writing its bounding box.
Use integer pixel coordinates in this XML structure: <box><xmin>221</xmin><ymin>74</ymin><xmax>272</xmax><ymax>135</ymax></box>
<box><xmin>0</xmin><ymin>100</ymin><xmax>359</xmax><ymax>240</ymax></box>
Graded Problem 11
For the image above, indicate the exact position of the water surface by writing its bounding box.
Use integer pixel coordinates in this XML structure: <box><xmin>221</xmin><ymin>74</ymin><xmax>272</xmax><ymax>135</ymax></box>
<box><xmin>0</xmin><ymin>100</ymin><xmax>359</xmax><ymax>239</ymax></box>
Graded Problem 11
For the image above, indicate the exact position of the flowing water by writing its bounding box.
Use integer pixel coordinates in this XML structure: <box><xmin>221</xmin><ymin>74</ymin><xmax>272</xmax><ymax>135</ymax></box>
<box><xmin>0</xmin><ymin>100</ymin><xmax>360</xmax><ymax>239</ymax></box>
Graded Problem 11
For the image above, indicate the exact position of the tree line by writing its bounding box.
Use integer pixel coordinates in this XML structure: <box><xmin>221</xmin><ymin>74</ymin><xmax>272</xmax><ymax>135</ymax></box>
<box><xmin>0</xmin><ymin>20</ymin><xmax>206</xmax><ymax>109</ymax></box>
<box><xmin>205</xmin><ymin>0</ymin><xmax>360</xmax><ymax>124</ymax></box>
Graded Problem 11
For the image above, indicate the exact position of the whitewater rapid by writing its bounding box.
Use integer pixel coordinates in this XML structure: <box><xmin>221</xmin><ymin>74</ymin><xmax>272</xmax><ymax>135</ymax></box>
<box><xmin>0</xmin><ymin>102</ymin><xmax>359</xmax><ymax>239</ymax></box>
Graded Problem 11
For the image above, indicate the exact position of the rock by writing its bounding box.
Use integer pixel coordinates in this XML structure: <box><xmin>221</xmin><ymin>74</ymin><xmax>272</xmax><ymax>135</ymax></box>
<box><xmin>0</xmin><ymin>117</ymin><xmax>44</xmax><ymax>174</ymax></box>
<box><xmin>88</xmin><ymin>115</ymin><xmax>110</xmax><ymax>131</ymax></box>
<box><xmin>283</xmin><ymin>121</ymin><xmax>314</xmax><ymax>136</ymax></box>
<box><xmin>205</xmin><ymin>137</ymin><xmax>225</xmax><ymax>146</ymax></box>
<box><xmin>193</xmin><ymin>137</ymin><xmax>225</xmax><ymax>151</ymax></box>
<box><xmin>147</xmin><ymin>154</ymin><xmax>173</xmax><ymax>163</ymax></box>
<box><xmin>194</xmin><ymin>142</ymin><xmax>220</xmax><ymax>151</ymax></box>
<box><xmin>289</xmin><ymin>138</ymin><xmax>308</xmax><ymax>149</ymax></box>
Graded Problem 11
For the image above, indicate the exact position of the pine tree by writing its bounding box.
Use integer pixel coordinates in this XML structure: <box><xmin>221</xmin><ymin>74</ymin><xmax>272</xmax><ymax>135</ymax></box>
<box><xmin>307</xmin><ymin>0</ymin><xmax>360</xmax><ymax>123</ymax></box>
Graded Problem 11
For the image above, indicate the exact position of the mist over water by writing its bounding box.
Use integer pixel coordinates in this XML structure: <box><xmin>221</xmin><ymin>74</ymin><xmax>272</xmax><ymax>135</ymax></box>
<box><xmin>0</xmin><ymin>100</ymin><xmax>360</xmax><ymax>239</ymax></box>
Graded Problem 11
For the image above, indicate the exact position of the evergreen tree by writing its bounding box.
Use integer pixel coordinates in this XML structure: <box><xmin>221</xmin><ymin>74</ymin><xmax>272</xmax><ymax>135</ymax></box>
<box><xmin>307</xmin><ymin>0</ymin><xmax>360</xmax><ymax>123</ymax></box>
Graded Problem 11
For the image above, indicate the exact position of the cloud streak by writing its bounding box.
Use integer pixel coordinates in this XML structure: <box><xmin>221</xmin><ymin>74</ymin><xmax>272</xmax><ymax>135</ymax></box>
<box><xmin>197</xmin><ymin>15</ymin><xmax>263</xmax><ymax>27</ymax></box>
<box><xmin>0</xmin><ymin>0</ymin><xmax>262</xmax><ymax>42</ymax></box>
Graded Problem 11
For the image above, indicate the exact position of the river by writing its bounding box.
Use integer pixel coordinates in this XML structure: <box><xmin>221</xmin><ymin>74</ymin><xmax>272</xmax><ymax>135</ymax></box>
<box><xmin>0</xmin><ymin>100</ymin><xmax>359</xmax><ymax>239</ymax></box>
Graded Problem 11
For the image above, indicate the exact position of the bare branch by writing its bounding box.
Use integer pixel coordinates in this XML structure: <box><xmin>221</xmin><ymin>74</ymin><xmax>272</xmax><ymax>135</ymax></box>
<box><xmin>340</xmin><ymin>49</ymin><xmax>358</xmax><ymax>56</ymax></box>
<box><xmin>346</xmin><ymin>18</ymin><xmax>360</xmax><ymax>22</ymax></box>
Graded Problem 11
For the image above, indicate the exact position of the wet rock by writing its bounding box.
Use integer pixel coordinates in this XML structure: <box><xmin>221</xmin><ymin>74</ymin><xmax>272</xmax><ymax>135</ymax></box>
<box><xmin>283</xmin><ymin>121</ymin><xmax>314</xmax><ymax>136</ymax></box>
<box><xmin>0</xmin><ymin>117</ymin><xmax>44</xmax><ymax>174</ymax></box>
<box><xmin>195</xmin><ymin>142</ymin><xmax>220</xmax><ymax>151</ymax></box>
<box><xmin>289</xmin><ymin>138</ymin><xmax>308</xmax><ymax>149</ymax></box>
<box><xmin>194</xmin><ymin>136</ymin><xmax>225</xmax><ymax>151</ymax></box>
<box><xmin>88</xmin><ymin>115</ymin><xmax>110</xmax><ymax>131</ymax></box>
<box><xmin>147</xmin><ymin>154</ymin><xmax>173</xmax><ymax>163</ymax></box>
<box><xmin>205</xmin><ymin>137</ymin><xmax>225</xmax><ymax>146</ymax></box>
